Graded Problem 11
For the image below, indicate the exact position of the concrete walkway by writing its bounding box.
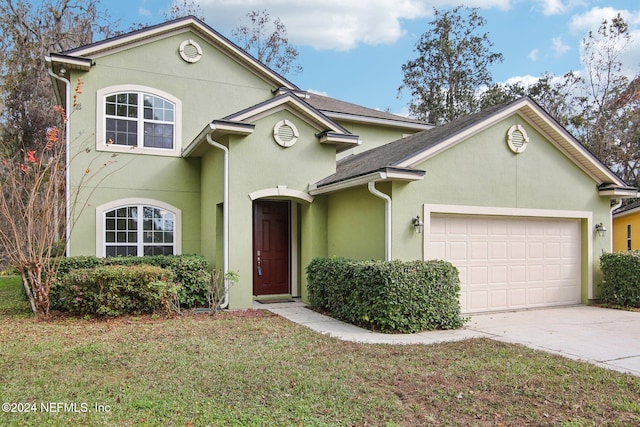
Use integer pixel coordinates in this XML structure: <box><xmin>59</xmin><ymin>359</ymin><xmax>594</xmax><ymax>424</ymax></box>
<box><xmin>257</xmin><ymin>301</ymin><xmax>640</xmax><ymax>377</ymax></box>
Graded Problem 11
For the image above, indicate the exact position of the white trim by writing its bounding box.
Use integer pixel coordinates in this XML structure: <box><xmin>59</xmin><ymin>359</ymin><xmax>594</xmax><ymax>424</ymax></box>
<box><xmin>613</xmin><ymin>206</ymin><xmax>640</xmax><ymax>219</ymax></box>
<box><xmin>249</xmin><ymin>186</ymin><xmax>314</xmax><ymax>203</ymax></box>
<box><xmin>290</xmin><ymin>202</ymin><xmax>299</xmax><ymax>297</ymax></box>
<box><xmin>228</xmin><ymin>95</ymin><xmax>345</xmax><ymax>134</ymax></box>
<box><xmin>321</xmin><ymin>111</ymin><xmax>433</xmax><ymax>131</ymax></box>
<box><xmin>95</xmin><ymin>198</ymin><xmax>182</xmax><ymax>257</ymax></box>
<box><xmin>421</xmin><ymin>204</ymin><xmax>593</xmax><ymax>300</ymax></box>
<box><xmin>96</xmin><ymin>85</ymin><xmax>182</xmax><ymax>157</ymax></box>
<box><xmin>179</xmin><ymin>39</ymin><xmax>203</xmax><ymax>63</ymax></box>
<box><xmin>506</xmin><ymin>124</ymin><xmax>529</xmax><ymax>153</ymax></box>
<box><xmin>273</xmin><ymin>119</ymin><xmax>299</xmax><ymax>147</ymax></box>
<box><xmin>308</xmin><ymin>170</ymin><xmax>424</xmax><ymax>195</ymax></box>
<box><xmin>63</xmin><ymin>18</ymin><xmax>296</xmax><ymax>90</ymax></box>
<box><xmin>398</xmin><ymin>98</ymin><xmax>626</xmax><ymax>187</ymax></box>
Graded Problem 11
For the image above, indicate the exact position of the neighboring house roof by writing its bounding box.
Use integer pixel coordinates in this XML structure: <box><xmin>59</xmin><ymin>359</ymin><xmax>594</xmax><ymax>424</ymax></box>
<box><xmin>312</xmin><ymin>96</ymin><xmax>636</xmax><ymax>195</ymax></box>
<box><xmin>613</xmin><ymin>199</ymin><xmax>640</xmax><ymax>217</ymax></box>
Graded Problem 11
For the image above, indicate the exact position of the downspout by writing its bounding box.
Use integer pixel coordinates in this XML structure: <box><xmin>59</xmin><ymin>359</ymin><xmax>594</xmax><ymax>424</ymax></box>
<box><xmin>206</xmin><ymin>134</ymin><xmax>229</xmax><ymax>309</ymax></box>
<box><xmin>47</xmin><ymin>66</ymin><xmax>71</xmax><ymax>256</ymax></box>
<box><xmin>609</xmin><ymin>199</ymin><xmax>623</xmax><ymax>251</ymax></box>
<box><xmin>368</xmin><ymin>181</ymin><xmax>391</xmax><ymax>261</ymax></box>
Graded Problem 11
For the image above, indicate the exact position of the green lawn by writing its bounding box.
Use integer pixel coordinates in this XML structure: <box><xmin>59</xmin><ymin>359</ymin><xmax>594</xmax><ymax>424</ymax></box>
<box><xmin>1</xmin><ymin>276</ymin><xmax>639</xmax><ymax>426</ymax></box>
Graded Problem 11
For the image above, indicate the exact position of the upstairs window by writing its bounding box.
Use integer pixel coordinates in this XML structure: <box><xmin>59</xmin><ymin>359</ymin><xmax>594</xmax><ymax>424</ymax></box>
<box><xmin>628</xmin><ymin>224</ymin><xmax>632</xmax><ymax>251</ymax></box>
<box><xmin>105</xmin><ymin>92</ymin><xmax>175</xmax><ymax>149</ymax></box>
<box><xmin>97</xmin><ymin>86</ymin><xmax>181</xmax><ymax>156</ymax></box>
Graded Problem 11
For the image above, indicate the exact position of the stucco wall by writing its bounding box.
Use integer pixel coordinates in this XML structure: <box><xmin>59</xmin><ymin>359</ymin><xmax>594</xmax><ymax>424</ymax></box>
<box><xmin>67</xmin><ymin>29</ymin><xmax>280</xmax><ymax>258</ymax></box>
<box><xmin>613</xmin><ymin>211</ymin><xmax>640</xmax><ymax>252</ymax></box>
<box><xmin>389</xmin><ymin>115</ymin><xmax>613</xmax><ymax>300</ymax></box>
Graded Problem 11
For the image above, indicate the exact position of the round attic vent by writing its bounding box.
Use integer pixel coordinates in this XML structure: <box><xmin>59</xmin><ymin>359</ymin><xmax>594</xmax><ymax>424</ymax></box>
<box><xmin>273</xmin><ymin>120</ymin><xmax>299</xmax><ymax>147</ymax></box>
<box><xmin>506</xmin><ymin>124</ymin><xmax>529</xmax><ymax>154</ymax></box>
<box><xmin>179</xmin><ymin>39</ymin><xmax>203</xmax><ymax>63</ymax></box>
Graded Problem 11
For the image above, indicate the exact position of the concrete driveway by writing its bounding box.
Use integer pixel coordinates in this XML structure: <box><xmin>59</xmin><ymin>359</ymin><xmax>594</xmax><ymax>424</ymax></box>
<box><xmin>466</xmin><ymin>305</ymin><xmax>640</xmax><ymax>376</ymax></box>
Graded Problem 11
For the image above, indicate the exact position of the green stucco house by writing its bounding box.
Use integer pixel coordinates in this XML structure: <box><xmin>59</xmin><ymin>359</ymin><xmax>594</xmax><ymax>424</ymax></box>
<box><xmin>46</xmin><ymin>16</ymin><xmax>636</xmax><ymax>313</ymax></box>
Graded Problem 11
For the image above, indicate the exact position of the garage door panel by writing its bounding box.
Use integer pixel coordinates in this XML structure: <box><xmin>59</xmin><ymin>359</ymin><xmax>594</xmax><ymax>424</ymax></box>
<box><xmin>428</xmin><ymin>214</ymin><xmax>581</xmax><ymax>314</ymax></box>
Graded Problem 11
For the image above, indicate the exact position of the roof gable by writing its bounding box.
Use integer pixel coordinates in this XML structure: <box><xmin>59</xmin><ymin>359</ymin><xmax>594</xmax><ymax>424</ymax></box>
<box><xmin>224</xmin><ymin>92</ymin><xmax>351</xmax><ymax>135</ymax></box>
<box><xmin>50</xmin><ymin>16</ymin><xmax>298</xmax><ymax>91</ymax></box>
<box><xmin>314</xmin><ymin>97</ymin><xmax>632</xmax><ymax>191</ymax></box>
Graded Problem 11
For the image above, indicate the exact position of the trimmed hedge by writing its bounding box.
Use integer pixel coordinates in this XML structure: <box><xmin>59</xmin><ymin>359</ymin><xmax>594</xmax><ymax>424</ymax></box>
<box><xmin>307</xmin><ymin>257</ymin><xmax>466</xmax><ymax>333</ymax></box>
<box><xmin>57</xmin><ymin>264</ymin><xmax>177</xmax><ymax>317</ymax></box>
<box><xmin>51</xmin><ymin>255</ymin><xmax>211</xmax><ymax>310</ymax></box>
<box><xmin>600</xmin><ymin>251</ymin><xmax>640</xmax><ymax>307</ymax></box>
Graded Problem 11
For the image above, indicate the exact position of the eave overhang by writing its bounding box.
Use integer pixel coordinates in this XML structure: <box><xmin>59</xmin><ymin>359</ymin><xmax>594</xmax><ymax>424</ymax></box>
<box><xmin>56</xmin><ymin>16</ymin><xmax>298</xmax><ymax>91</ymax></box>
<box><xmin>397</xmin><ymin>97</ymin><xmax>630</xmax><ymax>190</ymax></box>
<box><xmin>321</xmin><ymin>111</ymin><xmax>434</xmax><ymax>131</ymax></box>
<box><xmin>597</xmin><ymin>184</ymin><xmax>639</xmax><ymax>198</ymax></box>
<box><xmin>309</xmin><ymin>167</ymin><xmax>425</xmax><ymax>195</ymax></box>
<box><xmin>316</xmin><ymin>131</ymin><xmax>361</xmax><ymax>151</ymax></box>
<box><xmin>182</xmin><ymin>120</ymin><xmax>255</xmax><ymax>157</ymax></box>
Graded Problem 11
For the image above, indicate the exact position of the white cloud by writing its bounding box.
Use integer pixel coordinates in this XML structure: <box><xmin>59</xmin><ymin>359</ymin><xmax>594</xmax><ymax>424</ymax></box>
<box><xmin>528</xmin><ymin>49</ymin><xmax>539</xmax><ymax>61</ymax></box>
<box><xmin>570</xmin><ymin>7</ymin><xmax>640</xmax><ymax>80</ymax></box>
<box><xmin>533</xmin><ymin>0</ymin><xmax>566</xmax><ymax>16</ymax></box>
<box><xmin>195</xmin><ymin>0</ymin><xmax>513</xmax><ymax>51</ymax></box>
<box><xmin>138</xmin><ymin>8</ymin><xmax>152</xmax><ymax>17</ymax></box>
<box><xmin>551</xmin><ymin>36</ymin><xmax>571</xmax><ymax>56</ymax></box>
<box><xmin>569</xmin><ymin>7</ymin><xmax>640</xmax><ymax>34</ymax></box>
<box><xmin>502</xmin><ymin>75</ymin><xmax>542</xmax><ymax>88</ymax></box>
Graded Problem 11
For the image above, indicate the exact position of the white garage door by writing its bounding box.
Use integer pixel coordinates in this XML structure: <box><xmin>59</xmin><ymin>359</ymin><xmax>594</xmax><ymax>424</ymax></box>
<box><xmin>428</xmin><ymin>214</ymin><xmax>581</xmax><ymax>314</ymax></box>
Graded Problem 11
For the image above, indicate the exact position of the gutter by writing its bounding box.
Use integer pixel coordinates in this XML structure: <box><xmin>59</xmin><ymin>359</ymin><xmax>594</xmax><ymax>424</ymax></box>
<box><xmin>46</xmin><ymin>64</ymin><xmax>71</xmax><ymax>256</ymax></box>
<box><xmin>206</xmin><ymin>134</ymin><xmax>229</xmax><ymax>309</ymax></box>
<box><xmin>368</xmin><ymin>182</ymin><xmax>392</xmax><ymax>261</ymax></box>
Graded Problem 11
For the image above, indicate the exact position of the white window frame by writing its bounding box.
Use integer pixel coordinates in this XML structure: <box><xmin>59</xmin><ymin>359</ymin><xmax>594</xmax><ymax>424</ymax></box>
<box><xmin>96</xmin><ymin>85</ymin><xmax>182</xmax><ymax>157</ymax></box>
<box><xmin>96</xmin><ymin>198</ymin><xmax>182</xmax><ymax>257</ymax></box>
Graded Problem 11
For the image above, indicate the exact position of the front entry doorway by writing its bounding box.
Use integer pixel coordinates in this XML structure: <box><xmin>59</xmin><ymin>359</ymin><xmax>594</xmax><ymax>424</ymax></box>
<box><xmin>253</xmin><ymin>200</ymin><xmax>291</xmax><ymax>295</ymax></box>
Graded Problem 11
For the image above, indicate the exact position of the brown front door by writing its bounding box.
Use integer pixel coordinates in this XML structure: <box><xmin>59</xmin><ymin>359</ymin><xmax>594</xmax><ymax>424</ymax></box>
<box><xmin>253</xmin><ymin>200</ymin><xmax>290</xmax><ymax>295</ymax></box>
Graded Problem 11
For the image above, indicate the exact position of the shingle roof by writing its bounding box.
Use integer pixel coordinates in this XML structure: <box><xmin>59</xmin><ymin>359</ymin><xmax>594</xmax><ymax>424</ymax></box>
<box><xmin>613</xmin><ymin>199</ymin><xmax>640</xmax><ymax>216</ymax></box>
<box><xmin>305</xmin><ymin>92</ymin><xmax>428</xmax><ymax>127</ymax></box>
<box><xmin>315</xmin><ymin>99</ymin><xmax>516</xmax><ymax>187</ymax></box>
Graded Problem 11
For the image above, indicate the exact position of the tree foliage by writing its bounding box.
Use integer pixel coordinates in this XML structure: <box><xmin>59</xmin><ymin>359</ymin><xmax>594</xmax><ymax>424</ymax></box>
<box><xmin>0</xmin><ymin>0</ymin><xmax>112</xmax><ymax>158</ymax></box>
<box><xmin>399</xmin><ymin>6</ymin><xmax>503</xmax><ymax>125</ymax></box>
<box><xmin>477</xmin><ymin>14</ymin><xmax>639</xmax><ymax>189</ymax></box>
<box><xmin>165</xmin><ymin>0</ymin><xmax>205</xmax><ymax>21</ymax></box>
<box><xmin>232</xmin><ymin>10</ymin><xmax>302</xmax><ymax>77</ymax></box>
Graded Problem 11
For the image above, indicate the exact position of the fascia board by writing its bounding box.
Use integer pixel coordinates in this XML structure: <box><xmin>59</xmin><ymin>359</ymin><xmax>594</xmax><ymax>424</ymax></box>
<box><xmin>182</xmin><ymin>121</ymin><xmax>253</xmax><ymax>157</ymax></box>
<box><xmin>62</xmin><ymin>18</ymin><xmax>298</xmax><ymax>90</ymax></box>
<box><xmin>309</xmin><ymin>169</ymin><xmax>424</xmax><ymax>195</ymax></box>
<box><xmin>229</xmin><ymin>96</ymin><xmax>349</xmax><ymax>134</ymax></box>
<box><xmin>46</xmin><ymin>54</ymin><xmax>92</xmax><ymax>71</ymax></box>
<box><xmin>398</xmin><ymin>98</ymin><xmax>627</xmax><ymax>187</ymax></box>
<box><xmin>613</xmin><ymin>206</ymin><xmax>640</xmax><ymax>218</ymax></box>
<box><xmin>323</xmin><ymin>111</ymin><xmax>433</xmax><ymax>131</ymax></box>
<box><xmin>309</xmin><ymin>172</ymin><xmax>386</xmax><ymax>195</ymax></box>
<box><xmin>598</xmin><ymin>188</ymin><xmax>639</xmax><ymax>198</ymax></box>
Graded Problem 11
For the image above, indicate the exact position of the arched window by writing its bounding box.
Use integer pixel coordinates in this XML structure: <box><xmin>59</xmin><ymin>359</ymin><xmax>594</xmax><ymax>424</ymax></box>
<box><xmin>97</xmin><ymin>86</ymin><xmax>182</xmax><ymax>156</ymax></box>
<box><xmin>96</xmin><ymin>199</ymin><xmax>181</xmax><ymax>257</ymax></box>
<box><xmin>105</xmin><ymin>92</ymin><xmax>174</xmax><ymax>149</ymax></box>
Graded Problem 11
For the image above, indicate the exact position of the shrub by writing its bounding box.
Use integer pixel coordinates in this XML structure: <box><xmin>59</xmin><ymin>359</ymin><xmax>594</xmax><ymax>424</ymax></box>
<box><xmin>306</xmin><ymin>258</ymin><xmax>466</xmax><ymax>333</ymax></box>
<box><xmin>600</xmin><ymin>251</ymin><xmax>640</xmax><ymax>307</ymax></box>
<box><xmin>58</xmin><ymin>264</ymin><xmax>177</xmax><ymax>317</ymax></box>
<box><xmin>51</xmin><ymin>255</ymin><xmax>211</xmax><ymax>310</ymax></box>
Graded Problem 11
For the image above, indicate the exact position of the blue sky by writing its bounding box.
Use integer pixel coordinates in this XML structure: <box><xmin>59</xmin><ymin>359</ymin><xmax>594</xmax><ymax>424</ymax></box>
<box><xmin>89</xmin><ymin>1</ymin><xmax>640</xmax><ymax>115</ymax></box>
